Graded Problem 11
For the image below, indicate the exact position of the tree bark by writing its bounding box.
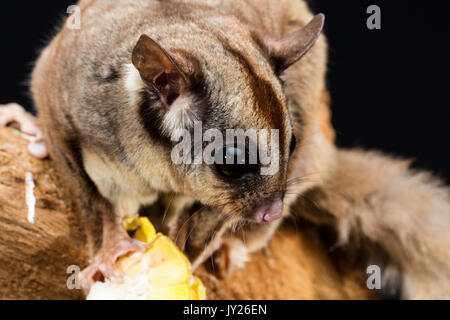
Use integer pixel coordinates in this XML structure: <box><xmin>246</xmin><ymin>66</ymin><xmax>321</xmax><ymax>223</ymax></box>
<box><xmin>0</xmin><ymin>127</ymin><xmax>372</xmax><ymax>300</ymax></box>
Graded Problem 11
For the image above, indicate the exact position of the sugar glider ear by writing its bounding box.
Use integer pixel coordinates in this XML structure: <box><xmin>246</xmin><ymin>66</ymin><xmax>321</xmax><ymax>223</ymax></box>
<box><xmin>132</xmin><ymin>34</ymin><xmax>188</xmax><ymax>108</ymax></box>
<box><xmin>258</xmin><ymin>14</ymin><xmax>325</xmax><ymax>74</ymax></box>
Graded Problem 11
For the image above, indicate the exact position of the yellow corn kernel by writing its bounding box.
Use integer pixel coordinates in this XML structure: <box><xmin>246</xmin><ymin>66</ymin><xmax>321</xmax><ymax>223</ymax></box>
<box><xmin>190</xmin><ymin>276</ymin><xmax>207</xmax><ymax>300</ymax></box>
<box><xmin>98</xmin><ymin>217</ymin><xmax>207</xmax><ymax>300</ymax></box>
<box><xmin>145</xmin><ymin>234</ymin><xmax>187</xmax><ymax>266</ymax></box>
<box><xmin>134</xmin><ymin>217</ymin><xmax>157</xmax><ymax>243</ymax></box>
<box><xmin>123</xmin><ymin>216</ymin><xmax>141</xmax><ymax>231</ymax></box>
<box><xmin>114</xmin><ymin>251</ymin><xmax>146</xmax><ymax>280</ymax></box>
<box><xmin>147</xmin><ymin>258</ymin><xmax>190</xmax><ymax>287</ymax></box>
<box><xmin>146</xmin><ymin>284</ymin><xmax>190</xmax><ymax>300</ymax></box>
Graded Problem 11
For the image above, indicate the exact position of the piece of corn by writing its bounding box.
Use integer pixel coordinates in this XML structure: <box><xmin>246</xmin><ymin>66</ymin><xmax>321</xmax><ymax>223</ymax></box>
<box><xmin>87</xmin><ymin>217</ymin><xmax>206</xmax><ymax>300</ymax></box>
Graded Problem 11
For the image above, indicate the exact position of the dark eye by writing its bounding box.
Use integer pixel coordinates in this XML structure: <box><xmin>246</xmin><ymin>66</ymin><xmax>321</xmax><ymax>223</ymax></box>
<box><xmin>215</xmin><ymin>145</ymin><xmax>259</xmax><ymax>179</ymax></box>
<box><xmin>289</xmin><ymin>135</ymin><xmax>297</xmax><ymax>155</ymax></box>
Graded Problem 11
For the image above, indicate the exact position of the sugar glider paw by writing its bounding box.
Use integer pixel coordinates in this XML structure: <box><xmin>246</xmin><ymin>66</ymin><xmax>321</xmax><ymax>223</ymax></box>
<box><xmin>0</xmin><ymin>103</ymin><xmax>48</xmax><ymax>159</ymax></box>
<box><xmin>79</xmin><ymin>238</ymin><xmax>146</xmax><ymax>295</ymax></box>
<box><xmin>221</xmin><ymin>237</ymin><xmax>250</xmax><ymax>277</ymax></box>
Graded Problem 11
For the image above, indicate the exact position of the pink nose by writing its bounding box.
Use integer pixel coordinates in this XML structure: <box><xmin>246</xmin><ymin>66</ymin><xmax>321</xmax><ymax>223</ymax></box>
<box><xmin>253</xmin><ymin>198</ymin><xmax>284</xmax><ymax>223</ymax></box>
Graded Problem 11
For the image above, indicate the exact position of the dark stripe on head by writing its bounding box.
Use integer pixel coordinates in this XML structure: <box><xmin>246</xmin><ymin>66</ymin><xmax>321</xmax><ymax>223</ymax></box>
<box><xmin>219</xmin><ymin>41</ymin><xmax>286</xmax><ymax>145</ymax></box>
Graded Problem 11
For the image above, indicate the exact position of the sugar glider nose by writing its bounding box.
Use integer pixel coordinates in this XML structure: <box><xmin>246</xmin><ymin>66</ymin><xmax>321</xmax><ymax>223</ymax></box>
<box><xmin>253</xmin><ymin>198</ymin><xmax>284</xmax><ymax>223</ymax></box>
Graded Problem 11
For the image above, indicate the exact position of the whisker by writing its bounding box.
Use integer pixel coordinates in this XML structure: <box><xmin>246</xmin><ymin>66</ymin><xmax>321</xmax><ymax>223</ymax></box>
<box><xmin>161</xmin><ymin>194</ymin><xmax>175</xmax><ymax>225</ymax></box>
<box><xmin>286</xmin><ymin>170</ymin><xmax>332</xmax><ymax>187</ymax></box>
<box><xmin>174</xmin><ymin>205</ymin><xmax>206</xmax><ymax>245</ymax></box>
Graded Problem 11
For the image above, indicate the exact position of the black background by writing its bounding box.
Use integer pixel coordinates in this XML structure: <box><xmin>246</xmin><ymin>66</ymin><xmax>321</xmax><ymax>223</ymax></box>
<box><xmin>0</xmin><ymin>1</ymin><xmax>449</xmax><ymax>181</ymax></box>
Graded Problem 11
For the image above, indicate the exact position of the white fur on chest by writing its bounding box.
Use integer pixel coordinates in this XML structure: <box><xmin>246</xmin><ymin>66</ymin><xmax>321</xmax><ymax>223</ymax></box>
<box><xmin>82</xmin><ymin>149</ymin><xmax>158</xmax><ymax>218</ymax></box>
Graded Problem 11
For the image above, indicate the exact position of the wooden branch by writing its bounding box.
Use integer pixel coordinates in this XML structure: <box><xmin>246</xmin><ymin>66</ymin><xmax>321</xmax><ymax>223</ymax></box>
<box><xmin>0</xmin><ymin>127</ymin><xmax>372</xmax><ymax>300</ymax></box>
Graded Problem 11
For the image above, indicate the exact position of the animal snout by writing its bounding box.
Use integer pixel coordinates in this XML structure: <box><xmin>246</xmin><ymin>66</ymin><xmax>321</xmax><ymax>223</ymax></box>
<box><xmin>251</xmin><ymin>198</ymin><xmax>284</xmax><ymax>223</ymax></box>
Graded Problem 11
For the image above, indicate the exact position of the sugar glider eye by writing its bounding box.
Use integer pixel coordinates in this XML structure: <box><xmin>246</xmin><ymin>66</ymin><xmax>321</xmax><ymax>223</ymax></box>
<box><xmin>289</xmin><ymin>135</ymin><xmax>297</xmax><ymax>155</ymax></box>
<box><xmin>215</xmin><ymin>145</ymin><xmax>259</xmax><ymax>179</ymax></box>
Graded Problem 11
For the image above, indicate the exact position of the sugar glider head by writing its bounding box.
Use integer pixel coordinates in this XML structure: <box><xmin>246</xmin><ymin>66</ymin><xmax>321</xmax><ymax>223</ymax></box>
<box><xmin>126</xmin><ymin>15</ymin><xmax>325</xmax><ymax>225</ymax></box>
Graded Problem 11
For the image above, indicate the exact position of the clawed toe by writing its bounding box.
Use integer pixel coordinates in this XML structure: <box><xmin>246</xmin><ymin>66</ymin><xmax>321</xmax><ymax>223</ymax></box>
<box><xmin>0</xmin><ymin>103</ymin><xmax>48</xmax><ymax>159</ymax></box>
